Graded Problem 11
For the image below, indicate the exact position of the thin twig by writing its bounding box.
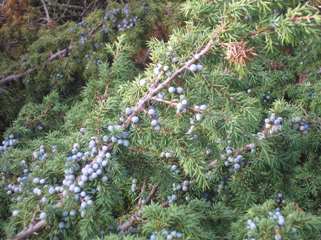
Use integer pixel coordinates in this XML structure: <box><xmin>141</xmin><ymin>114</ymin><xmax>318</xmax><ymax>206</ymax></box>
<box><xmin>0</xmin><ymin>46</ymin><xmax>71</xmax><ymax>86</ymax></box>
<box><xmin>0</xmin><ymin>68</ymin><xmax>35</xmax><ymax>86</ymax></box>
<box><xmin>40</xmin><ymin>0</ymin><xmax>51</xmax><ymax>24</ymax></box>
<box><xmin>46</xmin><ymin>2</ymin><xmax>83</xmax><ymax>10</ymax></box>
<box><xmin>151</xmin><ymin>97</ymin><xmax>203</xmax><ymax>113</ymax></box>
<box><xmin>118</xmin><ymin>185</ymin><xmax>158</xmax><ymax>232</ymax></box>
<box><xmin>137</xmin><ymin>180</ymin><xmax>146</xmax><ymax>207</ymax></box>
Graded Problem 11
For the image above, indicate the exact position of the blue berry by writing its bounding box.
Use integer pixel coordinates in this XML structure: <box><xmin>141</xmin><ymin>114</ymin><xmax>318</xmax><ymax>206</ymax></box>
<box><xmin>131</xmin><ymin>116</ymin><xmax>139</xmax><ymax>124</ymax></box>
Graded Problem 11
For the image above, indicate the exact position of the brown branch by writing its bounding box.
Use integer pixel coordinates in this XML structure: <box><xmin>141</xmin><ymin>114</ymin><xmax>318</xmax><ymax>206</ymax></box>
<box><xmin>151</xmin><ymin>97</ymin><xmax>203</xmax><ymax>113</ymax></box>
<box><xmin>0</xmin><ymin>46</ymin><xmax>71</xmax><ymax>86</ymax></box>
<box><xmin>11</xmin><ymin>220</ymin><xmax>46</xmax><ymax>240</ymax></box>
<box><xmin>137</xmin><ymin>180</ymin><xmax>146</xmax><ymax>207</ymax></box>
<box><xmin>40</xmin><ymin>0</ymin><xmax>51</xmax><ymax>24</ymax></box>
<box><xmin>0</xmin><ymin>68</ymin><xmax>34</xmax><ymax>85</ymax></box>
<box><xmin>89</xmin><ymin>22</ymin><xmax>104</xmax><ymax>37</ymax></box>
<box><xmin>291</xmin><ymin>15</ymin><xmax>317</xmax><ymax>23</ymax></box>
<box><xmin>123</xmin><ymin>23</ymin><xmax>226</xmax><ymax>128</ymax></box>
<box><xmin>118</xmin><ymin>185</ymin><xmax>158</xmax><ymax>232</ymax></box>
<box><xmin>48</xmin><ymin>47</ymin><xmax>71</xmax><ymax>61</ymax></box>
<box><xmin>250</xmin><ymin>26</ymin><xmax>274</xmax><ymax>36</ymax></box>
<box><xmin>81</xmin><ymin>1</ymin><xmax>96</xmax><ymax>17</ymax></box>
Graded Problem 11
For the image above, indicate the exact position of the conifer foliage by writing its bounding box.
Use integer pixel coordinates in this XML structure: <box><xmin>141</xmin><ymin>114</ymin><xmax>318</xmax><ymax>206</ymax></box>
<box><xmin>1</xmin><ymin>1</ymin><xmax>321</xmax><ymax>240</ymax></box>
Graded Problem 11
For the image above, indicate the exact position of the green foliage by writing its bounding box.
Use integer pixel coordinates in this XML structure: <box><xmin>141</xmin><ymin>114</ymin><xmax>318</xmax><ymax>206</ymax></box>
<box><xmin>231</xmin><ymin>200</ymin><xmax>321</xmax><ymax>240</ymax></box>
<box><xmin>7</xmin><ymin>91</ymin><xmax>68</xmax><ymax>137</ymax></box>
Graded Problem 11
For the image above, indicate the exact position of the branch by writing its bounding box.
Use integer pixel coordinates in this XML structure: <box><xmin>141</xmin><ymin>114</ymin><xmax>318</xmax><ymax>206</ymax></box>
<box><xmin>11</xmin><ymin>220</ymin><xmax>46</xmax><ymax>240</ymax></box>
<box><xmin>11</xmin><ymin>23</ymin><xmax>225</xmax><ymax>240</ymax></box>
<box><xmin>0</xmin><ymin>68</ymin><xmax>34</xmax><ymax>86</ymax></box>
<box><xmin>0</xmin><ymin>46</ymin><xmax>71</xmax><ymax>86</ymax></box>
<box><xmin>117</xmin><ymin>25</ymin><xmax>225</xmax><ymax>233</ymax></box>
<box><xmin>151</xmin><ymin>97</ymin><xmax>203</xmax><ymax>113</ymax></box>
<box><xmin>118</xmin><ymin>185</ymin><xmax>158</xmax><ymax>232</ymax></box>
<box><xmin>123</xmin><ymin>23</ymin><xmax>226</xmax><ymax>128</ymax></box>
<box><xmin>40</xmin><ymin>0</ymin><xmax>51</xmax><ymax>24</ymax></box>
<box><xmin>81</xmin><ymin>1</ymin><xmax>96</xmax><ymax>17</ymax></box>
<box><xmin>48</xmin><ymin>47</ymin><xmax>71</xmax><ymax>61</ymax></box>
<box><xmin>0</xmin><ymin>15</ymin><xmax>102</xmax><ymax>86</ymax></box>
<box><xmin>137</xmin><ymin>180</ymin><xmax>146</xmax><ymax>207</ymax></box>
<box><xmin>46</xmin><ymin>2</ymin><xmax>83</xmax><ymax>10</ymax></box>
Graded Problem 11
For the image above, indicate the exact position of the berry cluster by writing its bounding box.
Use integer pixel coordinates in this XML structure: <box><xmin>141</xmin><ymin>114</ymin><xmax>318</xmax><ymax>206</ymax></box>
<box><xmin>55</xmin><ymin>209</ymin><xmax>77</xmax><ymax>232</ymax></box>
<box><xmin>188</xmin><ymin>63</ymin><xmax>203</xmax><ymax>72</ymax></box>
<box><xmin>168</xmin><ymin>86</ymin><xmax>184</xmax><ymax>95</ymax></box>
<box><xmin>262</xmin><ymin>91</ymin><xmax>272</xmax><ymax>104</ymax></box>
<box><xmin>154</xmin><ymin>63</ymin><xmax>171</xmax><ymax>77</ymax></box>
<box><xmin>246</xmin><ymin>218</ymin><xmax>257</xmax><ymax>231</ymax></box>
<box><xmin>245</xmin><ymin>204</ymin><xmax>286</xmax><ymax>240</ymax></box>
<box><xmin>150</xmin><ymin>229</ymin><xmax>183</xmax><ymax>240</ymax></box>
<box><xmin>223</xmin><ymin>152</ymin><xmax>244</xmax><ymax>172</ymax></box>
<box><xmin>33</xmin><ymin>133</ymin><xmax>115</xmax><ymax>220</ymax></box>
<box><xmin>36</xmin><ymin>123</ymin><xmax>45</xmax><ymax>131</ymax></box>
<box><xmin>131</xmin><ymin>115</ymin><xmax>140</xmax><ymax>124</ymax></box>
<box><xmin>156</xmin><ymin>92</ymin><xmax>166</xmax><ymax>100</ymax></box>
<box><xmin>291</xmin><ymin>117</ymin><xmax>310</xmax><ymax>134</ymax></box>
<box><xmin>215</xmin><ymin>143</ymin><xmax>256</xmax><ymax>192</ymax></box>
<box><xmin>71</xmin><ymin>4</ymin><xmax>139</xmax><ymax>48</ymax></box>
<box><xmin>77</xmin><ymin>146</ymin><xmax>111</xmax><ymax>215</ymax></box>
<box><xmin>5</xmin><ymin>182</ymin><xmax>22</xmax><ymax>195</ymax></box>
<box><xmin>103</xmin><ymin>124</ymin><xmax>130</xmax><ymax>147</ymax></box>
<box><xmin>268</xmin><ymin>208</ymin><xmax>285</xmax><ymax>240</ymax></box>
<box><xmin>167</xmin><ymin>193</ymin><xmax>177</xmax><ymax>205</ymax></box>
<box><xmin>104</xmin><ymin>4</ymin><xmax>138</xmax><ymax>32</ymax></box>
<box><xmin>79</xmin><ymin>32</ymin><xmax>88</xmax><ymax>46</ymax></box>
<box><xmin>175</xmin><ymin>96</ymin><xmax>189</xmax><ymax>114</ymax></box>
<box><xmin>172</xmin><ymin>180</ymin><xmax>190</xmax><ymax>192</ymax></box>
<box><xmin>51</xmin><ymin>72</ymin><xmax>64</xmax><ymax>81</ymax></box>
<box><xmin>167</xmin><ymin>178</ymin><xmax>191</xmax><ymax>204</ymax></box>
<box><xmin>0</xmin><ymin>134</ymin><xmax>18</xmax><ymax>154</ymax></box>
<box><xmin>117</xmin><ymin>16</ymin><xmax>138</xmax><ymax>32</ymax></box>
<box><xmin>51</xmin><ymin>145</ymin><xmax>57</xmax><ymax>153</ymax></box>
<box><xmin>32</xmin><ymin>145</ymin><xmax>48</xmax><ymax>161</ymax></box>
<box><xmin>5</xmin><ymin>161</ymin><xmax>29</xmax><ymax>204</ymax></box>
<box><xmin>147</xmin><ymin>107</ymin><xmax>161</xmax><ymax>131</ymax></box>
<box><xmin>257</xmin><ymin>113</ymin><xmax>283</xmax><ymax>139</ymax></box>
<box><xmin>185</xmin><ymin>106</ymin><xmax>207</xmax><ymax>140</ymax></box>
<box><xmin>221</xmin><ymin>145</ymin><xmax>255</xmax><ymax>173</ymax></box>
<box><xmin>275</xmin><ymin>193</ymin><xmax>285</xmax><ymax>206</ymax></box>
<box><xmin>47</xmin><ymin>185</ymin><xmax>63</xmax><ymax>196</ymax></box>
<box><xmin>32</xmin><ymin>177</ymin><xmax>46</xmax><ymax>185</ymax></box>
<box><xmin>269</xmin><ymin>208</ymin><xmax>285</xmax><ymax>227</ymax></box>
<box><xmin>245</xmin><ymin>218</ymin><xmax>260</xmax><ymax>240</ymax></box>
<box><xmin>166</xmin><ymin>48</ymin><xmax>179</xmax><ymax>65</ymax></box>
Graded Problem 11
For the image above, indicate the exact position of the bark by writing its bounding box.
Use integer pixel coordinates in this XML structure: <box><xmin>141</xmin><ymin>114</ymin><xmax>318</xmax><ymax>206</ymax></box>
<box><xmin>11</xmin><ymin>220</ymin><xmax>46</xmax><ymax>240</ymax></box>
